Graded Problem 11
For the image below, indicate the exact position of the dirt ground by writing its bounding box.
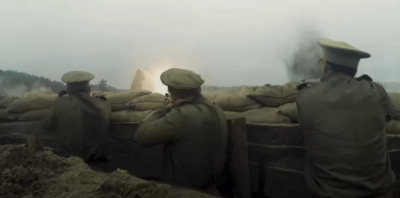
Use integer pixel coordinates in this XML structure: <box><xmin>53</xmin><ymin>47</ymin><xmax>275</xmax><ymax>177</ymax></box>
<box><xmin>0</xmin><ymin>144</ymin><xmax>215</xmax><ymax>198</ymax></box>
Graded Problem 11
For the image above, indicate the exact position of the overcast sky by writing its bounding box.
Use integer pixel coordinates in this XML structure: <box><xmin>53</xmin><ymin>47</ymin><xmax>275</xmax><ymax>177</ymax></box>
<box><xmin>1</xmin><ymin>0</ymin><xmax>399</xmax><ymax>92</ymax></box>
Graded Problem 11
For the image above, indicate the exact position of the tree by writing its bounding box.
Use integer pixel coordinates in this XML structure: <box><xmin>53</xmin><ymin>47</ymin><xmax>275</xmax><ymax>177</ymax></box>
<box><xmin>98</xmin><ymin>79</ymin><xmax>108</xmax><ymax>92</ymax></box>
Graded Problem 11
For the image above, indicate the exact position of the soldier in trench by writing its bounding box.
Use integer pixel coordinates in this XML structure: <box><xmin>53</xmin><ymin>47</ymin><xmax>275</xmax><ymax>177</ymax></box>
<box><xmin>42</xmin><ymin>71</ymin><xmax>111</xmax><ymax>165</ymax></box>
<box><xmin>135</xmin><ymin>68</ymin><xmax>228</xmax><ymax>196</ymax></box>
<box><xmin>297</xmin><ymin>38</ymin><xmax>399</xmax><ymax>198</ymax></box>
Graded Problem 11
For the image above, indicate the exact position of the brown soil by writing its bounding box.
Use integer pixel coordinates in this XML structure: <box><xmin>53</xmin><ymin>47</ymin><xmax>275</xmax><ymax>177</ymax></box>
<box><xmin>0</xmin><ymin>145</ymin><xmax>214</xmax><ymax>198</ymax></box>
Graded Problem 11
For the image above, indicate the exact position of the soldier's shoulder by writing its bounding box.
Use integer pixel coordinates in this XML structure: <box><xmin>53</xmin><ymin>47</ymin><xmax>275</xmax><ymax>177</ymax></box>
<box><xmin>174</xmin><ymin>103</ymin><xmax>193</xmax><ymax>112</ymax></box>
<box><xmin>356</xmin><ymin>74</ymin><xmax>373</xmax><ymax>82</ymax></box>
<box><xmin>355</xmin><ymin>75</ymin><xmax>386</xmax><ymax>91</ymax></box>
<box><xmin>297</xmin><ymin>81</ymin><xmax>321</xmax><ymax>92</ymax></box>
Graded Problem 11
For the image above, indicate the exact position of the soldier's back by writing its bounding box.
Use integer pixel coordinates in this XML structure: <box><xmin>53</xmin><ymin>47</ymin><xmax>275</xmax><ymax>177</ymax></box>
<box><xmin>53</xmin><ymin>93</ymin><xmax>111</xmax><ymax>161</ymax></box>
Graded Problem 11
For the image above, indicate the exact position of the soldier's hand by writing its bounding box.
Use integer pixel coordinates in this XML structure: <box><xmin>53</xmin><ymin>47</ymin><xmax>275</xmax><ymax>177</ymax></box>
<box><xmin>166</xmin><ymin>103</ymin><xmax>175</xmax><ymax>109</ymax></box>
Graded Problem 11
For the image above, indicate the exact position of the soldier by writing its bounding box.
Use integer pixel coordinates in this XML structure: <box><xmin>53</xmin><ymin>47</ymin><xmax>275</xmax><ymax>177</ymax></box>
<box><xmin>42</xmin><ymin>71</ymin><xmax>111</xmax><ymax>163</ymax></box>
<box><xmin>135</xmin><ymin>68</ymin><xmax>228</xmax><ymax>195</ymax></box>
<box><xmin>297</xmin><ymin>38</ymin><xmax>396</xmax><ymax>198</ymax></box>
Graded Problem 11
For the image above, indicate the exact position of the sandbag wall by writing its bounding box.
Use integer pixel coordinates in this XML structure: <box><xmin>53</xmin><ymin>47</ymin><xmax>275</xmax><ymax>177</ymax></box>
<box><xmin>203</xmin><ymin>82</ymin><xmax>299</xmax><ymax>123</ymax></box>
<box><xmin>0</xmin><ymin>94</ymin><xmax>56</xmax><ymax>122</ymax></box>
<box><xmin>206</xmin><ymin>84</ymin><xmax>400</xmax><ymax>134</ymax></box>
<box><xmin>0</xmin><ymin>91</ymin><xmax>166</xmax><ymax>124</ymax></box>
<box><xmin>97</xmin><ymin>91</ymin><xmax>165</xmax><ymax>123</ymax></box>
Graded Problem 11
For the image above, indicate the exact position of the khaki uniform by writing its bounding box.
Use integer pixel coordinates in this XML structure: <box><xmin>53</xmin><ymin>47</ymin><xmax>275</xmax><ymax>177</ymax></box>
<box><xmin>297</xmin><ymin>73</ymin><xmax>395</xmax><ymax>198</ymax></box>
<box><xmin>42</xmin><ymin>92</ymin><xmax>111</xmax><ymax>162</ymax></box>
<box><xmin>135</xmin><ymin>96</ymin><xmax>228</xmax><ymax>189</ymax></box>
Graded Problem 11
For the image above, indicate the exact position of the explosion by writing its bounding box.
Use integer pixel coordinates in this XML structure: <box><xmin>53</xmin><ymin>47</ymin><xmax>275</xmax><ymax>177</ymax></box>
<box><xmin>131</xmin><ymin>66</ymin><xmax>173</xmax><ymax>94</ymax></box>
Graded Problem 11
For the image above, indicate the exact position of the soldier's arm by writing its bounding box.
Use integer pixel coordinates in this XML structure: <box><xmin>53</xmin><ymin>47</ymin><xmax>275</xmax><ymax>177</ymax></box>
<box><xmin>141</xmin><ymin>107</ymin><xmax>170</xmax><ymax>122</ymax></box>
<box><xmin>135</xmin><ymin>108</ymin><xmax>187</xmax><ymax>146</ymax></box>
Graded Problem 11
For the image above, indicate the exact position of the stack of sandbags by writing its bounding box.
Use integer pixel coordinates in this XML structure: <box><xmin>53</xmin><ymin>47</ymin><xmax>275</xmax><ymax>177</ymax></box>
<box><xmin>102</xmin><ymin>91</ymin><xmax>151</xmax><ymax>111</ymax></box>
<box><xmin>0</xmin><ymin>108</ymin><xmax>19</xmax><ymax>122</ymax></box>
<box><xmin>388</xmin><ymin>93</ymin><xmax>400</xmax><ymax>109</ymax></box>
<box><xmin>7</xmin><ymin>93</ymin><xmax>57</xmax><ymax>114</ymax></box>
<box><xmin>386</xmin><ymin>93</ymin><xmax>400</xmax><ymax>134</ymax></box>
<box><xmin>203</xmin><ymin>88</ymin><xmax>263</xmax><ymax>112</ymax></box>
<box><xmin>0</xmin><ymin>96</ymin><xmax>18</xmax><ymax>109</ymax></box>
<box><xmin>247</xmin><ymin>83</ymin><xmax>299</xmax><ymax>107</ymax></box>
<box><xmin>18</xmin><ymin>109</ymin><xmax>52</xmax><ymax>121</ymax></box>
<box><xmin>0</xmin><ymin>96</ymin><xmax>19</xmax><ymax>122</ymax></box>
<box><xmin>277</xmin><ymin>102</ymin><xmax>298</xmax><ymax>122</ymax></box>
<box><xmin>127</xmin><ymin>93</ymin><xmax>165</xmax><ymax>111</ymax></box>
<box><xmin>224</xmin><ymin>107</ymin><xmax>292</xmax><ymax>124</ymax></box>
<box><xmin>205</xmin><ymin>83</ymin><xmax>300</xmax><ymax>124</ymax></box>
<box><xmin>386</xmin><ymin>120</ymin><xmax>400</xmax><ymax>134</ymax></box>
<box><xmin>257</xmin><ymin>90</ymin><xmax>400</xmax><ymax>127</ymax></box>
<box><xmin>0</xmin><ymin>93</ymin><xmax>57</xmax><ymax>122</ymax></box>
<box><xmin>106</xmin><ymin>92</ymin><xmax>166</xmax><ymax>123</ymax></box>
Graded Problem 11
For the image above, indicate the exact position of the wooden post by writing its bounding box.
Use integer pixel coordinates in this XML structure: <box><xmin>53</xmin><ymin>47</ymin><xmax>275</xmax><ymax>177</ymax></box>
<box><xmin>227</xmin><ymin>117</ymin><xmax>252</xmax><ymax>198</ymax></box>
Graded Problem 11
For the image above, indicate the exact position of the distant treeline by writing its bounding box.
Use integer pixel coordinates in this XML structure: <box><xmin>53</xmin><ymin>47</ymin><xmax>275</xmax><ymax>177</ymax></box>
<box><xmin>0</xmin><ymin>70</ymin><xmax>119</xmax><ymax>96</ymax></box>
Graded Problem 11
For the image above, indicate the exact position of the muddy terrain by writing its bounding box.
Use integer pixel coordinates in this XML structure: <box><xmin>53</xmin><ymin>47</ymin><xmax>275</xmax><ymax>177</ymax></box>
<box><xmin>0</xmin><ymin>144</ymin><xmax>214</xmax><ymax>198</ymax></box>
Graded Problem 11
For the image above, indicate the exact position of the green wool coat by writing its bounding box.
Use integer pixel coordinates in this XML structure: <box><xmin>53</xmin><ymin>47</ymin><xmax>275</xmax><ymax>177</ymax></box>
<box><xmin>42</xmin><ymin>92</ymin><xmax>111</xmax><ymax>162</ymax></box>
<box><xmin>297</xmin><ymin>72</ymin><xmax>396</xmax><ymax>198</ymax></box>
<box><xmin>135</xmin><ymin>96</ymin><xmax>228</xmax><ymax>189</ymax></box>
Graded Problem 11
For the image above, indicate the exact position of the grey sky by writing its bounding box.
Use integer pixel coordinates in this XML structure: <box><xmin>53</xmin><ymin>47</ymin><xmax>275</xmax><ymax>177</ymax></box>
<box><xmin>1</xmin><ymin>0</ymin><xmax>399</xmax><ymax>92</ymax></box>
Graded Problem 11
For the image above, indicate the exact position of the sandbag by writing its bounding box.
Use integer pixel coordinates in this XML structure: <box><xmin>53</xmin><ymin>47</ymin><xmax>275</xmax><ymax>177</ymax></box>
<box><xmin>278</xmin><ymin>102</ymin><xmax>298</xmax><ymax>122</ymax></box>
<box><xmin>389</xmin><ymin>93</ymin><xmax>400</xmax><ymax>109</ymax></box>
<box><xmin>104</xmin><ymin>91</ymin><xmax>151</xmax><ymax>103</ymax></box>
<box><xmin>128</xmin><ymin>93</ymin><xmax>165</xmax><ymax>111</ymax></box>
<box><xmin>242</xmin><ymin>107</ymin><xmax>292</xmax><ymax>124</ymax></box>
<box><xmin>0</xmin><ymin>96</ymin><xmax>18</xmax><ymax>108</ymax></box>
<box><xmin>7</xmin><ymin>93</ymin><xmax>57</xmax><ymax>113</ymax></box>
<box><xmin>224</xmin><ymin>111</ymin><xmax>244</xmax><ymax>120</ymax></box>
<box><xmin>203</xmin><ymin>89</ymin><xmax>262</xmax><ymax>112</ymax></box>
<box><xmin>111</xmin><ymin>110</ymin><xmax>153</xmax><ymax>123</ymax></box>
<box><xmin>102</xmin><ymin>91</ymin><xmax>151</xmax><ymax>111</ymax></box>
<box><xmin>0</xmin><ymin>109</ymin><xmax>19</xmax><ymax>122</ymax></box>
<box><xmin>387</xmin><ymin>120</ymin><xmax>400</xmax><ymax>134</ymax></box>
<box><xmin>108</xmin><ymin>103</ymin><xmax>136</xmax><ymax>111</ymax></box>
<box><xmin>19</xmin><ymin>109</ymin><xmax>50</xmax><ymax>121</ymax></box>
<box><xmin>247</xmin><ymin>84</ymin><xmax>298</xmax><ymax>107</ymax></box>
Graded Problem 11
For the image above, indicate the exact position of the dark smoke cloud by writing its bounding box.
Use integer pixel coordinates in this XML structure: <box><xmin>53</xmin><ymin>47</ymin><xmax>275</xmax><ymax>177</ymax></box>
<box><xmin>284</xmin><ymin>30</ymin><xmax>322</xmax><ymax>81</ymax></box>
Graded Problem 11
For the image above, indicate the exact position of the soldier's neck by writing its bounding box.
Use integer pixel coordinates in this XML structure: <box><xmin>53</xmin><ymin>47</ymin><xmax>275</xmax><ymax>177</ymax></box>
<box><xmin>321</xmin><ymin>71</ymin><xmax>352</xmax><ymax>81</ymax></box>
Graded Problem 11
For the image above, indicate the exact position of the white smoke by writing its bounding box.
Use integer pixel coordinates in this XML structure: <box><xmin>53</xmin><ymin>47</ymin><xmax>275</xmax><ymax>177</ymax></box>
<box><xmin>0</xmin><ymin>77</ymin><xmax>52</xmax><ymax>97</ymax></box>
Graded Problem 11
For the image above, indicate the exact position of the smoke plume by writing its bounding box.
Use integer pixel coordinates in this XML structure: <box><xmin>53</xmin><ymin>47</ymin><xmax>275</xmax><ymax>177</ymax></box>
<box><xmin>285</xmin><ymin>31</ymin><xmax>322</xmax><ymax>81</ymax></box>
<box><xmin>0</xmin><ymin>77</ymin><xmax>52</xmax><ymax>97</ymax></box>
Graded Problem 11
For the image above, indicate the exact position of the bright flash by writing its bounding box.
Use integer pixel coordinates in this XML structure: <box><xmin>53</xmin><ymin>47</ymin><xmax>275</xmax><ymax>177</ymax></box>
<box><xmin>142</xmin><ymin>65</ymin><xmax>172</xmax><ymax>94</ymax></box>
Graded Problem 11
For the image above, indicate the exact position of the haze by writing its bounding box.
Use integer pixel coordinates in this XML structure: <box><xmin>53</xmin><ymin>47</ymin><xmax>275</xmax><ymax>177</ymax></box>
<box><xmin>1</xmin><ymin>0</ymin><xmax>399</xmax><ymax>92</ymax></box>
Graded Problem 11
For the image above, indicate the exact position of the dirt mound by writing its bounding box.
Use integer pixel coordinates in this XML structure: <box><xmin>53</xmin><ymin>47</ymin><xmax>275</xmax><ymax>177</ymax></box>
<box><xmin>0</xmin><ymin>145</ymin><xmax>71</xmax><ymax>198</ymax></box>
<box><xmin>0</xmin><ymin>145</ymin><xmax>215</xmax><ymax>198</ymax></box>
<box><xmin>90</xmin><ymin>172</ymin><xmax>168</xmax><ymax>198</ymax></box>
